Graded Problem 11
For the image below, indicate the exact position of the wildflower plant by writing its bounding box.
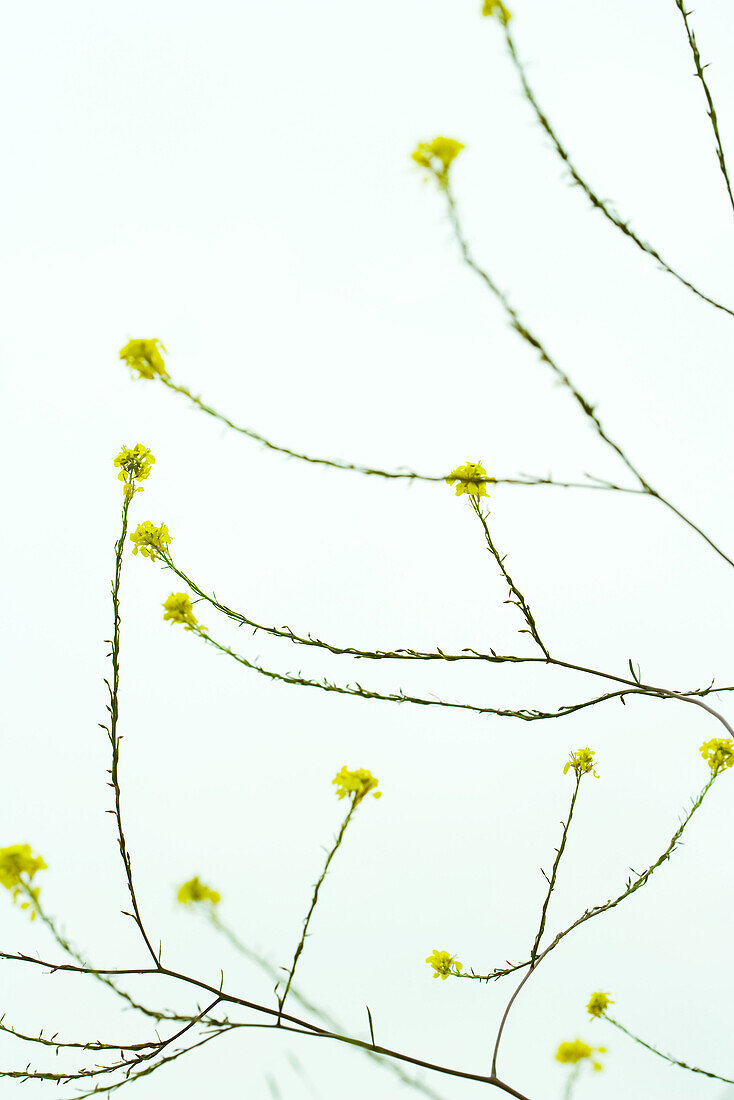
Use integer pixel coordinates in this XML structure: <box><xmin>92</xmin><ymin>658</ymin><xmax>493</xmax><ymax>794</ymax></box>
<box><xmin>5</xmin><ymin>4</ymin><xmax>734</xmax><ymax>1100</ymax></box>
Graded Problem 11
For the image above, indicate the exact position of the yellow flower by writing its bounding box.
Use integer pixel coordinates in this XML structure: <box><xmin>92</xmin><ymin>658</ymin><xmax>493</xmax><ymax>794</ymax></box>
<box><xmin>700</xmin><ymin>737</ymin><xmax>734</xmax><ymax>774</ymax></box>
<box><xmin>332</xmin><ymin>766</ymin><xmax>382</xmax><ymax>805</ymax></box>
<box><xmin>425</xmin><ymin>949</ymin><xmax>462</xmax><ymax>980</ymax></box>
<box><xmin>586</xmin><ymin>991</ymin><xmax>613</xmax><ymax>1018</ymax></box>
<box><xmin>563</xmin><ymin>747</ymin><xmax>598</xmax><ymax>779</ymax></box>
<box><xmin>114</xmin><ymin>444</ymin><xmax>155</xmax><ymax>498</ymax></box>
<box><xmin>163</xmin><ymin>592</ymin><xmax>205</xmax><ymax>632</ymax></box>
<box><xmin>555</xmin><ymin>1039</ymin><xmax>606</xmax><ymax>1071</ymax></box>
<box><xmin>411</xmin><ymin>137</ymin><xmax>465</xmax><ymax>187</ymax></box>
<box><xmin>482</xmin><ymin>0</ymin><xmax>512</xmax><ymax>23</ymax></box>
<box><xmin>0</xmin><ymin>845</ymin><xmax>47</xmax><ymax>917</ymax></box>
<box><xmin>119</xmin><ymin>339</ymin><xmax>168</xmax><ymax>381</ymax></box>
<box><xmin>446</xmin><ymin>461</ymin><xmax>489</xmax><ymax>498</ymax></box>
<box><xmin>130</xmin><ymin>521</ymin><xmax>172</xmax><ymax>561</ymax></box>
<box><xmin>177</xmin><ymin>876</ymin><xmax>221</xmax><ymax>905</ymax></box>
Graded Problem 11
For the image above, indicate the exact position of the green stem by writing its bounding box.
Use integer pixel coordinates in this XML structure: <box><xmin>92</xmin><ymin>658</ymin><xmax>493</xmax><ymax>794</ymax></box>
<box><xmin>469</xmin><ymin>497</ymin><xmax>549</xmax><ymax>657</ymax></box>
<box><xmin>502</xmin><ymin>25</ymin><xmax>734</xmax><ymax>318</ymax></box>
<box><xmin>277</xmin><ymin>801</ymin><xmax>358</xmax><ymax>1018</ymax></box>
<box><xmin>603</xmin><ymin>1012</ymin><xmax>734</xmax><ymax>1084</ymax></box>
<box><xmin>530</xmin><ymin>775</ymin><xmax>582</xmax><ymax>962</ymax></box>
<box><xmin>106</xmin><ymin>492</ymin><xmax>160</xmax><ymax>968</ymax></box>
<box><xmin>673</xmin><ymin>0</ymin><xmax>734</xmax><ymax>220</ymax></box>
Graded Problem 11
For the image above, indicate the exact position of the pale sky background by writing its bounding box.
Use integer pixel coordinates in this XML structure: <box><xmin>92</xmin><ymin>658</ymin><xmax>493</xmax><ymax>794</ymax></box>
<box><xmin>2</xmin><ymin>1</ymin><xmax>734</xmax><ymax>1098</ymax></box>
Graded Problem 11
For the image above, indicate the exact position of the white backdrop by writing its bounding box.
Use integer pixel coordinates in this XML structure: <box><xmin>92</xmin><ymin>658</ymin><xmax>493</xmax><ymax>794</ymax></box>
<box><xmin>2</xmin><ymin>1</ymin><xmax>733</xmax><ymax>1098</ymax></box>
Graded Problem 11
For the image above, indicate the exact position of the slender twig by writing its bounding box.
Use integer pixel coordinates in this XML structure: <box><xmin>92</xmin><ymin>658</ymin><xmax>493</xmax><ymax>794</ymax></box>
<box><xmin>20</xmin><ymin>885</ymin><xmax>186</xmax><ymax>1024</ymax></box>
<box><xmin>673</xmin><ymin>0</ymin><xmax>734</xmax><ymax>219</ymax></box>
<box><xmin>464</xmin><ymin>767</ymin><xmax>724</xmax><ymax>983</ymax></box>
<box><xmin>603</xmin><ymin>1012</ymin><xmax>734</xmax><ymax>1084</ymax></box>
<box><xmin>537</xmin><ymin>770</ymin><xmax>720</xmax><ymax>963</ymax></box>
<box><xmin>161</xmin><ymin>550</ymin><xmax>734</xmax><ymax>717</ymax></box>
<box><xmin>104</xmin><ymin>493</ymin><xmax>160</xmax><ymax>968</ymax></box>
<box><xmin>205</xmin><ymin>910</ymin><xmax>451</xmax><ymax>1100</ymax></box>
<box><xmin>155</xmin><ymin>376</ymin><xmax>630</xmax><ymax>496</ymax></box>
<box><xmin>493</xmin><ymin>772</ymin><xmax>584</xmax><ymax>1075</ymax></box>
<box><xmin>442</xmin><ymin>180</ymin><xmax>734</xmax><ymax>572</ymax></box>
<box><xmin>490</xmin><ymin>946</ymin><xmax>552</xmax><ymax>1078</ymax></box>
<box><xmin>0</xmin><ymin>1016</ymin><xmax>158</xmax><ymax>1052</ymax></box>
<box><xmin>529</xmin><ymin>775</ymin><xmax>582</xmax><ymax>963</ymax></box>
<box><xmin>469</xmin><ymin>496</ymin><xmax>550</xmax><ymax>657</ymax></box>
<box><xmin>0</xmin><ymin>953</ymin><xmax>535</xmax><ymax>1099</ymax></box>
<box><xmin>277</xmin><ymin>801</ymin><xmax>358</xmax><ymax>1018</ymax></box>
<box><xmin>183</xmin><ymin>621</ymin><xmax>691</xmax><ymax>725</ymax></box>
<box><xmin>502</xmin><ymin>25</ymin><xmax>734</xmax><ymax>317</ymax></box>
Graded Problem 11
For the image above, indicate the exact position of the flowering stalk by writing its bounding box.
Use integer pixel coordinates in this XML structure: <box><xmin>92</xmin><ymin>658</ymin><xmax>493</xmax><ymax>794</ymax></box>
<box><xmin>104</xmin><ymin>452</ymin><xmax>160</xmax><ymax>968</ymax></box>
<box><xmin>275</xmin><ymin>768</ymin><xmax>380</xmax><ymax>1020</ymax></box>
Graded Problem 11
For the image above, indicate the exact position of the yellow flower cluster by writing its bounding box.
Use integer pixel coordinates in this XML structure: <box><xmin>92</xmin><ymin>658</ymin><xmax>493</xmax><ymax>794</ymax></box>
<box><xmin>119</xmin><ymin>339</ymin><xmax>168</xmax><ymax>381</ymax></box>
<box><xmin>114</xmin><ymin>444</ymin><xmax>155</xmax><ymax>499</ymax></box>
<box><xmin>425</xmin><ymin>949</ymin><xmax>462</xmax><ymax>980</ymax></box>
<box><xmin>163</xmin><ymin>592</ymin><xmax>204</xmax><ymax>632</ymax></box>
<box><xmin>446</xmin><ymin>461</ymin><xmax>489</xmax><ymax>498</ymax></box>
<box><xmin>0</xmin><ymin>845</ymin><xmax>47</xmax><ymax>917</ymax></box>
<box><xmin>332</xmin><ymin>766</ymin><xmax>382</xmax><ymax>805</ymax></box>
<box><xmin>586</xmin><ymin>991</ymin><xmax>613</xmax><ymax>1018</ymax></box>
<box><xmin>555</xmin><ymin>1039</ymin><xmax>605</xmax><ymax>1071</ymax></box>
<box><xmin>411</xmin><ymin>137</ymin><xmax>465</xmax><ymax>188</ymax></box>
<box><xmin>130</xmin><ymin>521</ymin><xmax>172</xmax><ymax>562</ymax></box>
<box><xmin>482</xmin><ymin>0</ymin><xmax>512</xmax><ymax>23</ymax></box>
<box><xmin>177</xmin><ymin>876</ymin><xmax>221</xmax><ymax>905</ymax></box>
<box><xmin>563</xmin><ymin>747</ymin><xmax>598</xmax><ymax>779</ymax></box>
<box><xmin>700</xmin><ymin>737</ymin><xmax>734</xmax><ymax>774</ymax></box>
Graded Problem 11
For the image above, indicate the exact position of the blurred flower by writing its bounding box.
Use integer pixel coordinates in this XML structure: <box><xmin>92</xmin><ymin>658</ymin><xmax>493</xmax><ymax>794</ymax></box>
<box><xmin>119</xmin><ymin>338</ymin><xmax>168</xmax><ymax>381</ymax></box>
<box><xmin>0</xmin><ymin>845</ymin><xmax>47</xmax><ymax>917</ymax></box>
<box><xmin>555</xmin><ymin>1039</ymin><xmax>605</xmax><ymax>1071</ymax></box>
<box><xmin>177</xmin><ymin>877</ymin><xmax>221</xmax><ymax>905</ymax></box>
<box><xmin>332</xmin><ymin>766</ymin><xmax>382</xmax><ymax>805</ymax></box>
<box><xmin>411</xmin><ymin>137</ymin><xmax>465</xmax><ymax>187</ymax></box>
<box><xmin>586</xmin><ymin>991</ymin><xmax>613</xmax><ymax>1018</ymax></box>
<box><xmin>482</xmin><ymin>0</ymin><xmax>512</xmax><ymax>23</ymax></box>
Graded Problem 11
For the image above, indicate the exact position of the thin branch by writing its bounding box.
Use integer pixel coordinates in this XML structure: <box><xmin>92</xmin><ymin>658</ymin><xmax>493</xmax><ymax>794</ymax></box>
<box><xmin>469</xmin><ymin>496</ymin><xmax>549</xmax><ymax>658</ymax></box>
<box><xmin>277</xmin><ymin>802</ymin><xmax>358</xmax><ymax>1018</ymax></box>
<box><xmin>0</xmin><ymin>954</ymin><xmax>535</xmax><ymax>1099</ymax></box>
<box><xmin>502</xmin><ymin>25</ymin><xmax>734</xmax><ymax>316</ymax></box>
<box><xmin>529</xmin><ymin>775</ymin><xmax>582</xmax><ymax>963</ymax></box>
<box><xmin>106</xmin><ymin>493</ymin><xmax>160</xmax><ymax>968</ymax></box>
<box><xmin>673</xmin><ymin>0</ymin><xmax>734</xmax><ymax>219</ymax></box>
<box><xmin>442</xmin><ymin>180</ymin><xmax>734</xmax><ymax>572</ymax></box>
<box><xmin>205</xmin><ymin>910</ymin><xmax>451</xmax><ymax>1100</ymax></box>
<box><xmin>603</xmin><ymin>1012</ymin><xmax>734</xmax><ymax>1084</ymax></box>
